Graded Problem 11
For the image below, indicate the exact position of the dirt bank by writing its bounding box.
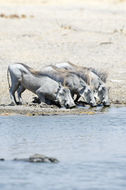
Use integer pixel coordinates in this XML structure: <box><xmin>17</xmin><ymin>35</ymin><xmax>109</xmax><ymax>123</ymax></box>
<box><xmin>0</xmin><ymin>0</ymin><xmax>126</xmax><ymax>110</ymax></box>
<box><xmin>0</xmin><ymin>103</ymin><xmax>112</xmax><ymax>116</ymax></box>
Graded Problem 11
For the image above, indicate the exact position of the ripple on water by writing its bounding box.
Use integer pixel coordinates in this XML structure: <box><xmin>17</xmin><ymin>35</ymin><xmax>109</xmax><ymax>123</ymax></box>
<box><xmin>0</xmin><ymin>107</ymin><xmax>126</xmax><ymax>189</ymax></box>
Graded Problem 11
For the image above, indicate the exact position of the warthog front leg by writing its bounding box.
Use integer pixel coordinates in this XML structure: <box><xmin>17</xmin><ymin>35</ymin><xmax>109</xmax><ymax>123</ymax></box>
<box><xmin>74</xmin><ymin>94</ymin><xmax>80</xmax><ymax>103</ymax></box>
<box><xmin>36</xmin><ymin>89</ymin><xmax>46</xmax><ymax>103</ymax></box>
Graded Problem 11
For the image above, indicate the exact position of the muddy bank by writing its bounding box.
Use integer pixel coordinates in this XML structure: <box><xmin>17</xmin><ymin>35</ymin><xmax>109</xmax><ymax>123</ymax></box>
<box><xmin>0</xmin><ymin>104</ymin><xmax>97</xmax><ymax>116</ymax></box>
<box><xmin>0</xmin><ymin>102</ymin><xmax>122</xmax><ymax>116</ymax></box>
<box><xmin>0</xmin><ymin>102</ymin><xmax>111</xmax><ymax>116</ymax></box>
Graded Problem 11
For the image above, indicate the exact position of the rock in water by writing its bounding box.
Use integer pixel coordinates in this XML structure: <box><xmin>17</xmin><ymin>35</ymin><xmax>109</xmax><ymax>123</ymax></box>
<box><xmin>14</xmin><ymin>154</ymin><xmax>59</xmax><ymax>163</ymax></box>
<box><xmin>29</xmin><ymin>154</ymin><xmax>59</xmax><ymax>163</ymax></box>
<box><xmin>0</xmin><ymin>158</ymin><xmax>5</xmax><ymax>161</ymax></box>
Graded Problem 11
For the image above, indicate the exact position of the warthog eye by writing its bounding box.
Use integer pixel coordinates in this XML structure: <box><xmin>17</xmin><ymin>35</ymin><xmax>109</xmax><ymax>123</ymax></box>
<box><xmin>85</xmin><ymin>89</ymin><xmax>91</xmax><ymax>95</ymax></box>
<box><xmin>79</xmin><ymin>88</ymin><xmax>84</xmax><ymax>94</ymax></box>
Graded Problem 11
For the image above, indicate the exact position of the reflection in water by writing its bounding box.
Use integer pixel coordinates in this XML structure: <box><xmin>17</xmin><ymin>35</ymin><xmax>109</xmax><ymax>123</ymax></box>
<box><xmin>0</xmin><ymin>107</ymin><xmax>126</xmax><ymax>189</ymax></box>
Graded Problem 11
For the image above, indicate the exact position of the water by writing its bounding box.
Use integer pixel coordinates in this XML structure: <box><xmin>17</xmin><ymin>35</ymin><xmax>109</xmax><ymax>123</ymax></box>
<box><xmin>0</xmin><ymin>107</ymin><xmax>126</xmax><ymax>190</ymax></box>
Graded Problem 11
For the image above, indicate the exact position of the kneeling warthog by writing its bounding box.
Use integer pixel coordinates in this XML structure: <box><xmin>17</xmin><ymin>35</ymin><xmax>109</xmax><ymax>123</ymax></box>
<box><xmin>41</xmin><ymin>65</ymin><xmax>96</xmax><ymax>107</ymax></box>
<box><xmin>55</xmin><ymin>62</ymin><xmax>110</xmax><ymax>106</ymax></box>
<box><xmin>7</xmin><ymin>63</ymin><xmax>75</xmax><ymax>108</ymax></box>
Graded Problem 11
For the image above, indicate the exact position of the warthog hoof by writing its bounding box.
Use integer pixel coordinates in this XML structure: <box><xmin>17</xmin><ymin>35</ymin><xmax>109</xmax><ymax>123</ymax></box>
<box><xmin>103</xmin><ymin>102</ymin><xmax>110</xmax><ymax>107</ymax></box>
<box><xmin>90</xmin><ymin>103</ymin><xmax>97</xmax><ymax>107</ymax></box>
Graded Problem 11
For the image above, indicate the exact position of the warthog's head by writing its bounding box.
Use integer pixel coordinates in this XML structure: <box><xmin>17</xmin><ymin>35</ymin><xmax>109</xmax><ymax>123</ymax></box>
<box><xmin>79</xmin><ymin>84</ymin><xmax>97</xmax><ymax>107</ymax></box>
<box><xmin>56</xmin><ymin>84</ymin><xmax>75</xmax><ymax>109</ymax></box>
<box><xmin>94</xmin><ymin>84</ymin><xmax>110</xmax><ymax>106</ymax></box>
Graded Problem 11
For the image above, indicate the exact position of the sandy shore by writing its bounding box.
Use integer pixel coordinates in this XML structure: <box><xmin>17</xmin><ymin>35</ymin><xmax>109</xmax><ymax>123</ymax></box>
<box><xmin>0</xmin><ymin>104</ymin><xmax>97</xmax><ymax>116</ymax></box>
<box><xmin>0</xmin><ymin>0</ymin><xmax>126</xmax><ymax>114</ymax></box>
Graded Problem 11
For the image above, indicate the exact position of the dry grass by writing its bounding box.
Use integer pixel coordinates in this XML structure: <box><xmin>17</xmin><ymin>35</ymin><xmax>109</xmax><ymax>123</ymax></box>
<box><xmin>0</xmin><ymin>13</ymin><xmax>34</xmax><ymax>19</ymax></box>
<box><xmin>0</xmin><ymin>0</ymin><xmax>126</xmax><ymax>5</ymax></box>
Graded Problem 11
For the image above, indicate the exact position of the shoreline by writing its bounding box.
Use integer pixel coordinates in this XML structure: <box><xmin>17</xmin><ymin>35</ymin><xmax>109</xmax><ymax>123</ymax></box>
<box><xmin>0</xmin><ymin>103</ymin><xmax>125</xmax><ymax>116</ymax></box>
<box><xmin>0</xmin><ymin>105</ymin><xmax>100</xmax><ymax>116</ymax></box>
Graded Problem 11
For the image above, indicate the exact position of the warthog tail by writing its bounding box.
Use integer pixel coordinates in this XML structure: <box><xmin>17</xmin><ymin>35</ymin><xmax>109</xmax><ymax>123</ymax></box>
<box><xmin>7</xmin><ymin>68</ymin><xmax>11</xmax><ymax>89</ymax></box>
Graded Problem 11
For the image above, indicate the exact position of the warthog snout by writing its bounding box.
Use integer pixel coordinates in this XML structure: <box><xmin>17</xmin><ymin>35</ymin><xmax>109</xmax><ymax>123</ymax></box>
<box><xmin>65</xmin><ymin>102</ymin><xmax>76</xmax><ymax>109</ymax></box>
<box><xmin>90</xmin><ymin>101</ymin><xmax>97</xmax><ymax>107</ymax></box>
<box><xmin>103</xmin><ymin>100</ymin><xmax>110</xmax><ymax>107</ymax></box>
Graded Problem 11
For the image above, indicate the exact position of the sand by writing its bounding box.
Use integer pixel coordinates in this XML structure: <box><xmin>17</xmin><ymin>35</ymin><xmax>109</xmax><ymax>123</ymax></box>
<box><xmin>0</xmin><ymin>0</ymin><xmax>126</xmax><ymax>112</ymax></box>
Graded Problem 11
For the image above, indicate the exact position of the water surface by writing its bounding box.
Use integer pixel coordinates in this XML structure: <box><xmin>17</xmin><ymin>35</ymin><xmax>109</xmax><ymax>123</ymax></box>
<box><xmin>0</xmin><ymin>107</ymin><xmax>126</xmax><ymax>190</ymax></box>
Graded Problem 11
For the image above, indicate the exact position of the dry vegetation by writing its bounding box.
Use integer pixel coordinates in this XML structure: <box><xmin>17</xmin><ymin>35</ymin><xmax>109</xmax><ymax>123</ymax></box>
<box><xmin>0</xmin><ymin>13</ymin><xmax>34</xmax><ymax>19</ymax></box>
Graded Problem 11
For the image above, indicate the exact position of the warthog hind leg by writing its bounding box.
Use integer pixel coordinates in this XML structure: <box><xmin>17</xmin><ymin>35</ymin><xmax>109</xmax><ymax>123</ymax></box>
<box><xmin>17</xmin><ymin>85</ymin><xmax>25</xmax><ymax>105</ymax></box>
<box><xmin>9</xmin><ymin>82</ymin><xmax>20</xmax><ymax>105</ymax></box>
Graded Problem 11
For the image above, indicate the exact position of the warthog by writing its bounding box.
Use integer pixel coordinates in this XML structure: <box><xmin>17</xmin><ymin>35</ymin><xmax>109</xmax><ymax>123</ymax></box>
<box><xmin>55</xmin><ymin>62</ymin><xmax>110</xmax><ymax>106</ymax></box>
<box><xmin>41</xmin><ymin>65</ymin><xmax>96</xmax><ymax>107</ymax></box>
<box><xmin>7</xmin><ymin>63</ymin><xmax>75</xmax><ymax>108</ymax></box>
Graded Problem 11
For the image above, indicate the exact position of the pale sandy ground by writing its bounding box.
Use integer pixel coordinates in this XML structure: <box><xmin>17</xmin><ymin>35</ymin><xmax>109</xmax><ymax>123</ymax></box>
<box><xmin>0</xmin><ymin>0</ymin><xmax>126</xmax><ymax>107</ymax></box>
